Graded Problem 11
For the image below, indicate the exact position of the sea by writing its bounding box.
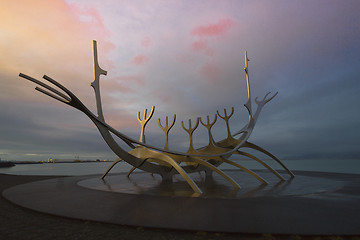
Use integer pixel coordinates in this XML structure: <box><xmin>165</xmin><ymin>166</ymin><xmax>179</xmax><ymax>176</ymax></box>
<box><xmin>0</xmin><ymin>159</ymin><xmax>359</xmax><ymax>176</ymax></box>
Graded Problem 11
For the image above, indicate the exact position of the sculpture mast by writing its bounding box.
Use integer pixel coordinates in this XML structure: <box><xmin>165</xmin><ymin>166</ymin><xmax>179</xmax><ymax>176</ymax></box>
<box><xmin>244</xmin><ymin>51</ymin><xmax>252</xmax><ymax>119</ymax></box>
<box><xmin>91</xmin><ymin>40</ymin><xmax>107</xmax><ymax>121</ymax></box>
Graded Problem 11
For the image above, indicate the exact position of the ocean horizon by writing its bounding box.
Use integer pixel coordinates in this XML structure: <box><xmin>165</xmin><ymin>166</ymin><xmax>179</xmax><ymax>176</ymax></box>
<box><xmin>0</xmin><ymin>158</ymin><xmax>359</xmax><ymax>176</ymax></box>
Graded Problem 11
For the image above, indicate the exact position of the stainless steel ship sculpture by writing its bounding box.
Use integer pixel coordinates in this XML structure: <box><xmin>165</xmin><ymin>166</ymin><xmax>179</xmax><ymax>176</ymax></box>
<box><xmin>20</xmin><ymin>41</ymin><xmax>294</xmax><ymax>195</ymax></box>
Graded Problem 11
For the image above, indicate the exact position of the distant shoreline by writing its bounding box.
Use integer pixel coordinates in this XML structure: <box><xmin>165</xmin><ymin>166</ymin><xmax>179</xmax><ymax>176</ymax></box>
<box><xmin>0</xmin><ymin>161</ymin><xmax>16</xmax><ymax>168</ymax></box>
<box><xmin>1</xmin><ymin>160</ymin><xmax>114</xmax><ymax>165</ymax></box>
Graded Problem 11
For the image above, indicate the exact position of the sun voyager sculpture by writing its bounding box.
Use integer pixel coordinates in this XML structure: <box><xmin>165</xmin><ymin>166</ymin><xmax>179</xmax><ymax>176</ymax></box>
<box><xmin>20</xmin><ymin>41</ymin><xmax>294</xmax><ymax>195</ymax></box>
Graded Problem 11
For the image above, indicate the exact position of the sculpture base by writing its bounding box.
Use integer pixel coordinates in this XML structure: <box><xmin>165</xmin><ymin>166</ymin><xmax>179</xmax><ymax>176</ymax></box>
<box><xmin>3</xmin><ymin>170</ymin><xmax>360</xmax><ymax>235</ymax></box>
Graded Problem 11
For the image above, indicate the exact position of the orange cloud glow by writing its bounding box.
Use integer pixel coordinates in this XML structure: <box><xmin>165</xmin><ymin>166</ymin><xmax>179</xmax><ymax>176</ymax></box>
<box><xmin>0</xmin><ymin>0</ymin><xmax>113</xmax><ymax>104</ymax></box>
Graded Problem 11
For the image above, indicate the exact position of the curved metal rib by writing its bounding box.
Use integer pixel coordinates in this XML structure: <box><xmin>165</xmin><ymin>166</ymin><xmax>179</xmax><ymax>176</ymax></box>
<box><xmin>243</xmin><ymin>141</ymin><xmax>295</xmax><ymax>178</ymax></box>
<box><xmin>126</xmin><ymin>166</ymin><xmax>137</xmax><ymax>178</ymax></box>
<box><xmin>101</xmin><ymin>158</ymin><xmax>122</xmax><ymax>179</ymax></box>
<box><xmin>19</xmin><ymin>74</ymin><xmax>70</xmax><ymax>102</ymax></box>
<box><xmin>139</xmin><ymin>152</ymin><xmax>203</xmax><ymax>195</ymax></box>
<box><xmin>220</xmin><ymin>157</ymin><xmax>268</xmax><ymax>184</ymax></box>
<box><xmin>192</xmin><ymin>157</ymin><xmax>241</xmax><ymax>189</ymax></box>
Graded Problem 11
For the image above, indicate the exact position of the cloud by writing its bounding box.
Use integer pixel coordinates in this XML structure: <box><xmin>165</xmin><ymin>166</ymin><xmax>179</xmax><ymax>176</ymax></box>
<box><xmin>114</xmin><ymin>75</ymin><xmax>144</xmax><ymax>85</ymax></box>
<box><xmin>200</xmin><ymin>61</ymin><xmax>221</xmax><ymax>84</ymax></box>
<box><xmin>102</xmin><ymin>75</ymin><xmax>144</xmax><ymax>93</ymax></box>
<box><xmin>69</xmin><ymin>3</ymin><xmax>107</xmax><ymax>33</ymax></box>
<box><xmin>0</xmin><ymin>0</ymin><xmax>114</xmax><ymax>105</ymax></box>
<box><xmin>191</xmin><ymin>18</ymin><xmax>234</xmax><ymax>38</ymax></box>
<box><xmin>190</xmin><ymin>40</ymin><xmax>213</xmax><ymax>56</ymax></box>
<box><xmin>141</xmin><ymin>36</ymin><xmax>151</xmax><ymax>47</ymax></box>
<box><xmin>189</xmin><ymin>18</ymin><xmax>236</xmax><ymax>57</ymax></box>
<box><xmin>130</xmin><ymin>54</ymin><xmax>149</xmax><ymax>65</ymax></box>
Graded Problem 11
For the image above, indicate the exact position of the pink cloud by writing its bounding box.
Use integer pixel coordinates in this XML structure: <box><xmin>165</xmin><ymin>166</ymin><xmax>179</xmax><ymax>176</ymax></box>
<box><xmin>191</xmin><ymin>18</ymin><xmax>234</xmax><ymax>37</ymax></box>
<box><xmin>69</xmin><ymin>3</ymin><xmax>114</xmax><ymax>48</ymax></box>
<box><xmin>191</xmin><ymin>40</ymin><xmax>207</xmax><ymax>51</ymax></box>
<box><xmin>141</xmin><ymin>36</ymin><xmax>151</xmax><ymax>47</ymax></box>
<box><xmin>70</xmin><ymin>5</ymin><xmax>104</xmax><ymax>28</ymax></box>
<box><xmin>190</xmin><ymin>40</ymin><xmax>213</xmax><ymax>56</ymax></box>
<box><xmin>200</xmin><ymin>62</ymin><xmax>221</xmax><ymax>84</ymax></box>
<box><xmin>130</xmin><ymin>54</ymin><xmax>149</xmax><ymax>65</ymax></box>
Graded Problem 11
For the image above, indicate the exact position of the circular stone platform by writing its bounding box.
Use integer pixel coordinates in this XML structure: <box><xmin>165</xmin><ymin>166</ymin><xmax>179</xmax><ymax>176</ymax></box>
<box><xmin>3</xmin><ymin>170</ymin><xmax>360</xmax><ymax>235</ymax></box>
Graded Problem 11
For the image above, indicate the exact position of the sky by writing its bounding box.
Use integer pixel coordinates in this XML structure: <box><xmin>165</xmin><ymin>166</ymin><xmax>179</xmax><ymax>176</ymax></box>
<box><xmin>0</xmin><ymin>0</ymin><xmax>359</xmax><ymax>162</ymax></box>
